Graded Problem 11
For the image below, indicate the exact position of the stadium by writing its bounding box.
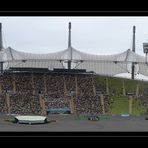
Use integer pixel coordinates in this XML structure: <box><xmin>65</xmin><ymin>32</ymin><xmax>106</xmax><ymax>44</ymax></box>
<box><xmin>1</xmin><ymin>22</ymin><xmax>148</xmax><ymax>131</ymax></box>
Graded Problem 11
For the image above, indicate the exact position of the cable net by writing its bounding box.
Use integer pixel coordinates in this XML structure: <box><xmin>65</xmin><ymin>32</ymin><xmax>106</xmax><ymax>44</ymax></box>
<box><xmin>0</xmin><ymin>47</ymin><xmax>148</xmax><ymax>76</ymax></box>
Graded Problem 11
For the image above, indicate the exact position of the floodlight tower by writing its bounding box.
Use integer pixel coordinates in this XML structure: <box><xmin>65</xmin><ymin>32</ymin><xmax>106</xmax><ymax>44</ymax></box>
<box><xmin>131</xmin><ymin>26</ymin><xmax>136</xmax><ymax>79</ymax></box>
<box><xmin>67</xmin><ymin>22</ymin><xmax>72</xmax><ymax>69</ymax></box>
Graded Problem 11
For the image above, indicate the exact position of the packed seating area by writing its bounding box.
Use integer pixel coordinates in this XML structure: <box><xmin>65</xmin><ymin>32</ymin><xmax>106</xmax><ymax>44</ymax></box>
<box><xmin>0</xmin><ymin>74</ymin><xmax>13</xmax><ymax>91</ymax></box>
<box><xmin>33</xmin><ymin>74</ymin><xmax>45</xmax><ymax>94</ymax></box>
<box><xmin>10</xmin><ymin>93</ymin><xmax>41</xmax><ymax>115</ymax></box>
<box><xmin>45</xmin><ymin>96</ymin><xmax>68</xmax><ymax>109</ymax></box>
<box><xmin>15</xmin><ymin>74</ymin><xmax>33</xmax><ymax>94</ymax></box>
<box><xmin>0</xmin><ymin>73</ymin><xmax>108</xmax><ymax>115</ymax></box>
<box><xmin>0</xmin><ymin>93</ymin><xmax>7</xmax><ymax>113</ymax></box>
<box><xmin>75</xmin><ymin>75</ymin><xmax>100</xmax><ymax>114</ymax></box>
<box><xmin>46</xmin><ymin>74</ymin><xmax>65</xmax><ymax>97</ymax></box>
<box><xmin>138</xmin><ymin>84</ymin><xmax>148</xmax><ymax>112</ymax></box>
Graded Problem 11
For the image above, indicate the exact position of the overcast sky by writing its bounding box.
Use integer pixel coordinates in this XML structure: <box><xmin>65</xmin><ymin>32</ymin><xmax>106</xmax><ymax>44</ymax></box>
<box><xmin>0</xmin><ymin>17</ymin><xmax>148</xmax><ymax>56</ymax></box>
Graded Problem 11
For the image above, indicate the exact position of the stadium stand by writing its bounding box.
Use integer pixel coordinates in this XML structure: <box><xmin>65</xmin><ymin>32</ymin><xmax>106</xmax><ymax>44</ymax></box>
<box><xmin>0</xmin><ymin>73</ymin><xmax>108</xmax><ymax>115</ymax></box>
<box><xmin>0</xmin><ymin>22</ymin><xmax>147</xmax><ymax>116</ymax></box>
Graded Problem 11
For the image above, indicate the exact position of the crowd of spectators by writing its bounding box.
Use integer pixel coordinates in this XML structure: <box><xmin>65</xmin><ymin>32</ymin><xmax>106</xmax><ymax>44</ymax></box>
<box><xmin>0</xmin><ymin>74</ymin><xmax>13</xmax><ymax>91</ymax></box>
<box><xmin>9</xmin><ymin>93</ymin><xmax>41</xmax><ymax>115</ymax></box>
<box><xmin>0</xmin><ymin>73</ymin><xmax>109</xmax><ymax>115</ymax></box>
<box><xmin>137</xmin><ymin>84</ymin><xmax>148</xmax><ymax>111</ymax></box>
<box><xmin>0</xmin><ymin>93</ymin><xmax>7</xmax><ymax>113</ymax></box>
<box><xmin>15</xmin><ymin>74</ymin><xmax>33</xmax><ymax>94</ymax></box>
<box><xmin>46</xmin><ymin>74</ymin><xmax>65</xmax><ymax>98</ymax></box>
<box><xmin>33</xmin><ymin>74</ymin><xmax>45</xmax><ymax>94</ymax></box>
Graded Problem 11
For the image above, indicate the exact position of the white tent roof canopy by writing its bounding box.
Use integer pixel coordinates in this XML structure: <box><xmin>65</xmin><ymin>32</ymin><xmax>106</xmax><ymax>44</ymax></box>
<box><xmin>0</xmin><ymin>47</ymin><xmax>146</xmax><ymax>62</ymax></box>
<box><xmin>0</xmin><ymin>46</ymin><xmax>148</xmax><ymax>77</ymax></box>
<box><xmin>0</xmin><ymin>22</ymin><xmax>148</xmax><ymax>78</ymax></box>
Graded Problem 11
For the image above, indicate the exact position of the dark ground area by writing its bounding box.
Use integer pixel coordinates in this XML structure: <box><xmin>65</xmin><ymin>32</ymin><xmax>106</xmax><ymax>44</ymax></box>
<box><xmin>0</xmin><ymin>114</ymin><xmax>148</xmax><ymax>131</ymax></box>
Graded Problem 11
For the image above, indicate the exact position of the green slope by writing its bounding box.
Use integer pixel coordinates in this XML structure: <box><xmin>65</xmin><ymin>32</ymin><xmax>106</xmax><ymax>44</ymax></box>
<box><xmin>95</xmin><ymin>75</ymin><xmax>147</xmax><ymax>115</ymax></box>
<box><xmin>110</xmin><ymin>95</ymin><xmax>129</xmax><ymax>114</ymax></box>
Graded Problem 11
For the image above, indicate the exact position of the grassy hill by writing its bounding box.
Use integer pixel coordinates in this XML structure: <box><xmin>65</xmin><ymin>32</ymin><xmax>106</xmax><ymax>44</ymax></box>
<box><xmin>95</xmin><ymin>75</ymin><xmax>147</xmax><ymax>115</ymax></box>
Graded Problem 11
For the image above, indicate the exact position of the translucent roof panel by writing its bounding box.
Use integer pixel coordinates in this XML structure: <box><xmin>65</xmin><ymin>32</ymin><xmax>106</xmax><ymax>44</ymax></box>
<box><xmin>1</xmin><ymin>46</ymin><xmax>148</xmax><ymax>77</ymax></box>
